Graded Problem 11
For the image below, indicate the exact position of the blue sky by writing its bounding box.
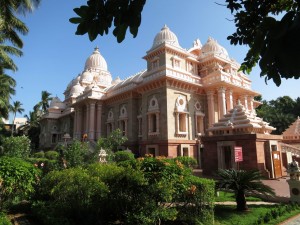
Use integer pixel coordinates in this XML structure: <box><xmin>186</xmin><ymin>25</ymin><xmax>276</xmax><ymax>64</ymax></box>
<box><xmin>9</xmin><ymin>0</ymin><xmax>300</xmax><ymax>119</ymax></box>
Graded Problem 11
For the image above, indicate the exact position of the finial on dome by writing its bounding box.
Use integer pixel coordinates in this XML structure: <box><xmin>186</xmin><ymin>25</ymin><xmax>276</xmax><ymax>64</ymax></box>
<box><xmin>162</xmin><ymin>24</ymin><xmax>168</xmax><ymax>30</ymax></box>
<box><xmin>193</xmin><ymin>38</ymin><xmax>202</xmax><ymax>47</ymax></box>
<box><xmin>93</xmin><ymin>46</ymin><xmax>100</xmax><ymax>54</ymax></box>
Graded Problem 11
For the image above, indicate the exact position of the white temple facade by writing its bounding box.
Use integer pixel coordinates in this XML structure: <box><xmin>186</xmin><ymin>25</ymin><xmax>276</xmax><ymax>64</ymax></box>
<box><xmin>39</xmin><ymin>25</ymin><xmax>262</xmax><ymax>159</ymax></box>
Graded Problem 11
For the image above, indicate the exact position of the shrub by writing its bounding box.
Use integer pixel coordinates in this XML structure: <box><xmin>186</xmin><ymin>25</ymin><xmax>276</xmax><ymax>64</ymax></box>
<box><xmin>33</xmin><ymin>151</ymin><xmax>44</xmax><ymax>158</ymax></box>
<box><xmin>27</xmin><ymin>158</ymin><xmax>60</xmax><ymax>174</ymax></box>
<box><xmin>177</xmin><ymin>175</ymin><xmax>215</xmax><ymax>224</ymax></box>
<box><xmin>114</xmin><ymin>150</ymin><xmax>135</xmax><ymax>163</ymax></box>
<box><xmin>0</xmin><ymin>212</ymin><xmax>11</xmax><ymax>225</ymax></box>
<box><xmin>0</xmin><ymin>156</ymin><xmax>41</xmax><ymax>209</ymax></box>
<box><xmin>263</xmin><ymin>211</ymin><xmax>272</xmax><ymax>223</ymax></box>
<box><xmin>64</xmin><ymin>140</ymin><xmax>89</xmax><ymax>167</ymax></box>
<box><xmin>1</xmin><ymin>136</ymin><xmax>31</xmax><ymax>158</ymax></box>
<box><xmin>174</xmin><ymin>156</ymin><xmax>198</xmax><ymax>168</ymax></box>
<box><xmin>34</xmin><ymin>157</ymin><xmax>215</xmax><ymax>225</ymax></box>
<box><xmin>44</xmin><ymin>151</ymin><xmax>59</xmax><ymax>160</ymax></box>
<box><xmin>38</xmin><ymin>167</ymin><xmax>109</xmax><ymax>224</ymax></box>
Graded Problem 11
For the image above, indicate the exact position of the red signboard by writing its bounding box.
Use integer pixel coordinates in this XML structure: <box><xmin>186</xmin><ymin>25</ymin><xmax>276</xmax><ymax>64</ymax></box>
<box><xmin>234</xmin><ymin>146</ymin><xmax>243</xmax><ymax>162</ymax></box>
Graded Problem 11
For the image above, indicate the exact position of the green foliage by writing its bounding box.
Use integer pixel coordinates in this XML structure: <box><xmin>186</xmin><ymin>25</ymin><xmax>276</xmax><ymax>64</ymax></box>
<box><xmin>64</xmin><ymin>140</ymin><xmax>89</xmax><ymax>167</ymax></box>
<box><xmin>0</xmin><ymin>156</ymin><xmax>41</xmax><ymax>209</ymax></box>
<box><xmin>216</xmin><ymin>169</ymin><xmax>275</xmax><ymax>211</ymax></box>
<box><xmin>256</xmin><ymin>96</ymin><xmax>299</xmax><ymax>134</ymax></box>
<box><xmin>97</xmin><ymin>128</ymin><xmax>128</xmax><ymax>153</ymax></box>
<box><xmin>174</xmin><ymin>156</ymin><xmax>198</xmax><ymax>168</ymax></box>
<box><xmin>33</xmin><ymin>151</ymin><xmax>44</xmax><ymax>158</ymax></box>
<box><xmin>177</xmin><ymin>175</ymin><xmax>215</xmax><ymax>224</ymax></box>
<box><xmin>39</xmin><ymin>167</ymin><xmax>109</xmax><ymax>222</ymax></box>
<box><xmin>114</xmin><ymin>150</ymin><xmax>135</xmax><ymax>163</ymax></box>
<box><xmin>0</xmin><ymin>212</ymin><xmax>11</xmax><ymax>225</ymax></box>
<box><xmin>1</xmin><ymin>136</ymin><xmax>31</xmax><ymax>158</ymax></box>
<box><xmin>27</xmin><ymin>157</ymin><xmax>60</xmax><ymax>174</ymax></box>
<box><xmin>70</xmin><ymin>0</ymin><xmax>146</xmax><ymax>42</ymax></box>
<box><xmin>215</xmin><ymin>203</ymin><xmax>300</xmax><ymax>225</ymax></box>
<box><xmin>226</xmin><ymin>0</ymin><xmax>300</xmax><ymax>86</ymax></box>
<box><xmin>34</xmin><ymin>157</ymin><xmax>215</xmax><ymax>224</ymax></box>
<box><xmin>44</xmin><ymin>150</ymin><xmax>59</xmax><ymax>160</ymax></box>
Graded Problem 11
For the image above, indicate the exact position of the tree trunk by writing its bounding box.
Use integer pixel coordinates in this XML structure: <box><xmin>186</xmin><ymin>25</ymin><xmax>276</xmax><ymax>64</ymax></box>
<box><xmin>236</xmin><ymin>190</ymin><xmax>248</xmax><ymax>211</ymax></box>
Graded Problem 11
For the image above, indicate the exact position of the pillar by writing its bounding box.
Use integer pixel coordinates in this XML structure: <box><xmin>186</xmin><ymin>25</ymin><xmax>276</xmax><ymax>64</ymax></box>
<box><xmin>243</xmin><ymin>95</ymin><xmax>248</xmax><ymax>111</ymax></box>
<box><xmin>226</xmin><ymin>89</ymin><xmax>233</xmax><ymax>112</ymax></box>
<box><xmin>73</xmin><ymin>108</ymin><xmax>77</xmax><ymax>139</ymax></box>
<box><xmin>96</xmin><ymin>103</ymin><xmax>102</xmax><ymax>139</ymax></box>
<box><xmin>207</xmin><ymin>90</ymin><xmax>215</xmax><ymax>127</ymax></box>
<box><xmin>77</xmin><ymin>108</ymin><xmax>82</xmax><ymax>140</ymax></box>
<box><xmin>249</xmin><ymin>96</ymin><xmax>254</xmax><ymax>112</ymax></box>
<box><xmin>156</xmin><ymin>112</ymin><xmax>160</xmax><ymax>133</ymax></box>
<box><xmin>89</xmin><ymin>102</ymin><xmax>95</xmax><ymax>140</ymax></box>
<box><xmin>85</xmin><ymin>104</ymin><xmax>89</xmax><ymax>136</ymax></box>
<box><xmin>218</xmin><ymin>87</ymin><xmax>226</xmax><ymax>118</ymax></box>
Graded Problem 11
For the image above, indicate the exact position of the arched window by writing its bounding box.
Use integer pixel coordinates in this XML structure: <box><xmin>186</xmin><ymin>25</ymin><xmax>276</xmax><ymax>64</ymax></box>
<box><xmin>194</xmin><ymin>100</ymin><xmax>205</xmax><ymax>136</ymax></box>
<box><xmin>106</xmin><ymin>108</ymin><xmax>114</xmax><ymax>136</ymax></box>
<box><xmin>175</xmin><ymin>95</ymin><xmax>188</xmax><ymax>136</ymax></box>
<box><xmin>147</xmin><ymin>96</ymin><xmax>160</xmax><ymax>136</ymax></box>
<box><xmin>119</xmin><ymin>105</ymin><xmax>128</xmax><ymax>137</ymax></box>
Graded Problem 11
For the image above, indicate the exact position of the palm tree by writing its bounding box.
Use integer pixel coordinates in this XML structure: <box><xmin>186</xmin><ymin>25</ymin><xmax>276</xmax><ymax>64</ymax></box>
<box><xmin>0</xmin><ymin>74</ymin><xmax>16</xmax><ymax>119</ymax></box>
<box><xmin>0</xmin><ymin>0</ymin><xmax>41</xmax><ymax>71</ymax></box>
<box><xmin>216</xmin><ymin>169</ymin><xmax>275</xmax><ymax>211</ymax></box>
<box><xmin>9</xmin><ymin>100</ymin><xmax>24</xmax><ymax>136</ymax></box>
<box><xmin>38</xmin><ymin>91</ymin><xmax>52</xmax><ymax>113</ymax></box>
<box><xmin>22</xmin><ymin>109</ymin><xmax>40</xmax><ymax>132</ymax></box>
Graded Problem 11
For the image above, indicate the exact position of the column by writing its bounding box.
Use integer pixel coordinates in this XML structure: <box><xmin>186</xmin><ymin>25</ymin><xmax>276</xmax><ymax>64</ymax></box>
<box><xmin>249</xmin><ymin>96</ymin><xmax>254</xmax><ymax>112</ymax></box>
<box><xmin>148</xmin><ymin>114</ymin><xmax>151</xmax><ymax>132</ymax></box>
<box><xmin>89</xmin><ymin>102</ymin><xmax>95</xmax><ymax>140</ymax></box>
<box><xmin>226</xmin><ymin>89</ymin><xmax>233</xmax><ymax>112</ymax></box>
<box><xmin>207</xmin><ymin>90</ymin><xmax>215</xmax><ymax>128</ymax></box>
<box><xmin>156</xmin><ymin>112</ymin><xmax>159</xmax><ymax>133</ymax></box>
<box><xmin>243</xmin><ymin>95</ymin><xmax>248</xmax><ymax>111</ymax></box>
<box><xmin>96</xmin><ymin>103</ymin><xmax>102</xmax><ymax>139</ymax></box>
<box><xmin>218</xmin><ymin>87</ymin><xmax>226</xmax><ymax>118</ymax></box>
<box><xmin>73</xmin><ymin>108</ymin><xmax>77</xmax><ymax>139</ymax></box>
<box><xmin>85</xmin><ymin>104</ymin><xmax>90</xmax><ymax>136</ymax></box>
<box><xmin>125</xmin><ymin>119</ymin><xmax>128</xmax><ymax>136</ymax></box>
<box><xmin>77</xmin><ymin>108</ymin><xmax>82</xmax><ymax>140</ymax></box>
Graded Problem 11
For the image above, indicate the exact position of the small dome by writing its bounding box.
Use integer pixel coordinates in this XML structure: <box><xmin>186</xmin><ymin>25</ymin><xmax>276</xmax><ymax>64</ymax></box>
<box><xmin>81</xmin><ymin>71</ymin><xmax>94</xmax><ymax>83</ymax></box>
<box><xmin>84</xmin><ymin>47</ymin><xmax>108</xmax><ymax>71</ymax></box>
<box><xmin>49</xmin><ymin>97</ymin><xmax>66</xmax><ymax>110</ymax></box>
<box><xmin>67</xmin><ymin>74</ymin><xmax>81</xmax><ymax>89</ymax></box>
<box><xmin>112</xmin><ymin>76</ymin><xmax>122</xmax><ymax>85</ymax></box>
<box><xmin>84</xmin><ymin>83</ymin><xmax>93</xmax><ymax>92</ymax></box>
<box><xmin>152</xmin><ymin>25</ymin><xmax>181</xmax><ymax>49</ymax></box>
<box><xmin>70</xmin><ymin>81</ymin><xmax>84</xmax><ymax>97</ymax></box>
<box><xmin>84</xmin><ymin>83</ymin><xmax>101</xmax><ymax>92</ymax></box>
<box><xmin>201</xmin><ymin>37</ymin><xmax>229</xmax><ymax>58</ymax></box>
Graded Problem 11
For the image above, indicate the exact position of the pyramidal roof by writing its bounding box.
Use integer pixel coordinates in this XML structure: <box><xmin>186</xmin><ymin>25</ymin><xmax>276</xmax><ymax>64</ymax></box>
<box><xmin>207</xmin><ymin>102</ymin><xmax>276</xmax><ymax>135</ymax></box>
<box><xmin>283</xmin><ymin>117</ymin><xmax>300</xmax><ymax>137</ymax></box>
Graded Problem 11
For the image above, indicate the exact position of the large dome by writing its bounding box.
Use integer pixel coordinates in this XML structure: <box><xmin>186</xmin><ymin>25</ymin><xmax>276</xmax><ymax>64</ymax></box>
<box><xmin>84</xmin><ymin>47</ymin><xmax>108</xmax><ymax>71</ymax></box>
<box><xmin>201</xmin><ymin>37</ymin><xmax>229</xmax><ymax>59</ymax></box>
<box><xmin>152</xmin><ymin>25</ymin><xmax>181</xmax><ymax>49</ymax></box>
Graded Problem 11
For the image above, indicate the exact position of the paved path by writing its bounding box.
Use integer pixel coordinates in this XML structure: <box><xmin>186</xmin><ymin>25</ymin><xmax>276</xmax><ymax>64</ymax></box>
<box><xmin>262</xmin><ymin>177</ymin><xmax>290</xmax><ymax>198</ymax></box>
<box><xmin>280</xmin><ymin>213</ymin><xmax>300</xmax><ymax>225</ymax></box>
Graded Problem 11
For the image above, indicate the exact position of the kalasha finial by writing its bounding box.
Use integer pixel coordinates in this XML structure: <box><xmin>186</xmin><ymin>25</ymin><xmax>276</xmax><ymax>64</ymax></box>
<box><xmin>94</xmin><ymin>46</ymin><xmax>100</xmax><ymax>53</ymax></box>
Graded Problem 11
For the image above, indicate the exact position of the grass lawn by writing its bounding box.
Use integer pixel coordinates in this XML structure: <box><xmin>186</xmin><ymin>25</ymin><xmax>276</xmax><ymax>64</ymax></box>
<box><xmin>214</xmin><ymin>204</ymin><xmax>300</xmax><ymax>225</ymax></box>
<box><xmin>215</xmin><ymin>191</ymin><xmax>262</xmax><ymax>202</ymax></box>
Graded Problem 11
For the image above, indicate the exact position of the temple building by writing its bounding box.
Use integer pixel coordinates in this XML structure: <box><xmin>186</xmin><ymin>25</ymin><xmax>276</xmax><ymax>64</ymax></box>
<box><xmin>281</xmin><ymin>117</ymin><xmax>300</xmax><ymax>171</ymax></box>
<box><xmin>39</xmin><ymin>25</ymin><xmax>283</xmax><ymax>178</ymax></box>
